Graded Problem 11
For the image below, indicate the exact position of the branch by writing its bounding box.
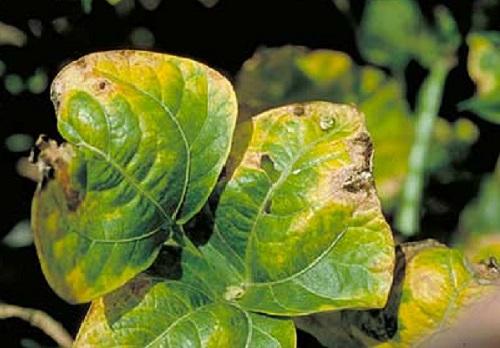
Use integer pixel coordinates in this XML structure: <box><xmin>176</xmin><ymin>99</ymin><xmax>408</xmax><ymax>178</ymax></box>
<box><xmin>0</xmin><ymin>303</ymin><xmax>73</xmax><ymax>348</ymax></box>
<box><xmin>395</xmin><ymin>59</ymin><xmax>453</xmax><ymax>236</ymax></box>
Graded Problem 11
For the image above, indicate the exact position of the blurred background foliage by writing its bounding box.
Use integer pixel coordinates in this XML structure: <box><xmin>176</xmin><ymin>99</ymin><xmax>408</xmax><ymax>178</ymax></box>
<box><xmin>1</xmin><ymin>0</ymin><xmax>500</xmax><ymax>347</ymax></box>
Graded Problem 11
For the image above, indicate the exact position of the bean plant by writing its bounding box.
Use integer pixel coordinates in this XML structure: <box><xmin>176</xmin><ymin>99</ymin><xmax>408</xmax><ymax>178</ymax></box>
<box><xmin>27</xmin><ymin>0</ymin><xmax>500</xmax><ymax>347</ymax></box>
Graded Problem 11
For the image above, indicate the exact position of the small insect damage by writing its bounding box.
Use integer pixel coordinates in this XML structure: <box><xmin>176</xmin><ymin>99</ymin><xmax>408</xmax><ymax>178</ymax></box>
<box><xmin>33</xmin><ymin>135</ymin><xmax>85</xmax><ymax>212</ymax></box>
<box><xmin>476</xmin><ymin>256</ymin><xmax>500</xmax><ymax>282</ymax></box>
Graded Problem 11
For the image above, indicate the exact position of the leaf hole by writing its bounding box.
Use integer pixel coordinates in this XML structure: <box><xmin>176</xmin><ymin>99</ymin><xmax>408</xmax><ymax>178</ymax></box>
<box><xmin>260</xmin><ymin>154</ymin><xmax>280</xmax><ymax>183</ymax></box>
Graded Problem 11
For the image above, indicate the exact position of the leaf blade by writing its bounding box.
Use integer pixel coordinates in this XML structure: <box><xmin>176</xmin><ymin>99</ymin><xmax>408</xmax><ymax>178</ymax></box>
<box><xmin>215</xmin><ymin>102</ymin><xmax>395</xmax><ymax>315</ymax></box>
<box><xmin>32</xmin><ymin>51</ymin><xmax>237</xmax><ymax>303</ymax></box>
<box><xmin>75</xmin><ymin>274</ymin><xmax>296</xmax><ymax>348</ymax></box>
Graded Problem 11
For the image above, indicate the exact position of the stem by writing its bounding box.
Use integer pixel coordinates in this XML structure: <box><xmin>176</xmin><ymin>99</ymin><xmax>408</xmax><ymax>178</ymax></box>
<box><xmin>0</xmin><ymin>304</ymin><xmax>73</xmax><ymax>348</ymax></box>
<box><xmin>395</xmin><ymin>60</ymin><xmax>452</xmax><ymax>237</ymax></box>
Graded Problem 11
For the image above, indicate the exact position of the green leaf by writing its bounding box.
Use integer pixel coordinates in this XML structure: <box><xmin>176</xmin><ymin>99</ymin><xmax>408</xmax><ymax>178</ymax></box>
<box><xmin>75</xmin><ymin>256</ymin><xmax>296</xmax><ymax>347</ymax></box>
<box><xmin>462</xmin><ymin>32</ymin><xmax>500</xmax><ymax>124</ymax></box>
<box><xmin>214</xmin><ymin>102</ymin><xmax>395</xmax><ymax>315</ymax></box>
<box><xmin>461</xmin><ymin>159</ymin><xmax>500</xmax><ymax>237</ymax></box>
<box><xmin>32</xmin><ymin>51</ymin><xmax>237</xmax><ymax>303</ymax></box>
<box><xmin>425</xmin><ymin>118</ymin><xmax>479</xmax><ymax>175</ymax></box>
<box><xmin>236</xmin><ymin>47</ymin><xmax>413</xmax><ymax>208</ymax></box>
<box><xmin>358</xmin><ymin>0</ymin><xmax>427</xmax><ymax>71</ymax></box>
<box><xmin>296</xmin><ymin>241</ymin><xmax>499</xmax><ymax>347</ymax></box>
<box><xmin>459</xmin><ymin>158</ymin><xmax>500</xmax><ymax>263</ymax></box>
<box><xmin>358</xmin><ymin>0</ymin><xmax>459</xmax><ymax>71</ymax></box>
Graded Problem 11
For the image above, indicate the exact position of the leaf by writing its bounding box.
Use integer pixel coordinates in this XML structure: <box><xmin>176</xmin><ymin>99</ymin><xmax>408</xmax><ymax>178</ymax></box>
<box><xmin>425</xmin><ymin>118</ymin><xmax>479</xmax><ymax>176</ymax></box>
<box><xmin>75</xmin><ymin>255</ymin><xmax>296</xmax><ymax>347</ymax></box>
<box><xmin>296</xmin><ymin>241</ymin><xmax>500</xmax><ymax>347</ymax></box>
<box><xmin>214</xmin><ymin>102</ymin><xmax>395</xmax><ymax>315</ymax></box>
<box><xmin>75</xmin><ymin>242</ymin><xmax>296</xmax><ymax>348</ymax></box>
<box><xmin>462</xmin><ymin>32</ymin><xmax>500</xmax><ymax>124</ymax></box>
<box><xmin>81</xmin><ymin>0</ymin><xmax>92</xmax><ymax>14</ymax></box>
<box><xmin>75</xmin><ymin>101</ymin><xmax>396</xmax><ymax>344</ymax></box>
<box><xmin>358</xmin><ymin>0</ymin><xmax>428</xmax><ymax>71</ymax></box>
<box><xmin>461</xmin><ymin>160</ymin><xmax>500</xmax><ymax>236</ymax></box>
<box><xmin>358</xmin><ymin>0</ymin><xmax>459</xmax><ymax>71</ymax></box>
<box><xmin>32</xmin><ymin>51</ymin><xmax>237</xmax><ymax>303</ymax></box>
<box><xmin>459</xmin><ymin>158</ymin><xmax>500</xmax><ymax>263</ymax></box>
<box><xmin>236</xmin><ymin>47</ymin><xmax>413</xmax><ymax>208</ymax></box>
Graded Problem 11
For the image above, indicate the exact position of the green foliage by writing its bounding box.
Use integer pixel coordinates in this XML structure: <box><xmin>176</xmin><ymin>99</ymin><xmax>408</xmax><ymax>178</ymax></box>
<box><xmin>33</xmin><ymin>51</ymin><xmax>399</xmax><ymax>345</ymax></box>
<box><xmin>21</xmin><ymin>1</ymin><xmax>500</xmax><ymax>346</ymax></box>
<box><xmin>358</xmin><ymin>0</ymin><xmax>459</xmax><ymax>71</ymax></box>
<box><xmin>461</xmin><ymin>32</ymin><xmax>500</xmax><ymax>124</ymax></box>
<box><xmin>236</xmin><ymin>46</ymin><xmax>475</xmax><ymax>212</ymax></box>
<box><xmin>358</xmin><ymin>0</ymin><xmax>429</xmax><ymax>71</ymax></box>
<box><xmin>459</xmin><ymin>159</ymin><xmax>500</xmax><ymax>263</ymax></box>
<box><xmin>426</xmin><ymin>118</ymin><xmax>479</xmax><ymax>175</ymax></box>
<box><xmin>217</xmin><ymin>102</ymin><xmax>394</xmax><ymax>315</ymax></box>
<box><xmin>461</xmin><ymin>160</ymin><xmax>500</xmax><ymax>236</ymax></box>
<box><xmin>75</xmin><ymin>273</ymin><xmax>296</xmax><ymax>347</ymax></box>
<box><xmin>81</xmin><ymin>0</ymin><xmax>93</xmax><ymax>14</ymax></box>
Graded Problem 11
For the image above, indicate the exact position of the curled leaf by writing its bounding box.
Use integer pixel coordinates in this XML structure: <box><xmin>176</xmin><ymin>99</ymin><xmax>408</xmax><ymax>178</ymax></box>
<box><xmin>32</xmin><ymin>51</ymin><xmax>237</xmax><ymax>303</ymax></box>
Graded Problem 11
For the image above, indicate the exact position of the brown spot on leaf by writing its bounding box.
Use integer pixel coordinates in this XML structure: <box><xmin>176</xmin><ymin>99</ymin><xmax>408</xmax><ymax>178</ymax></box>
<box><xmin>75</xmin><ymin>57</ymin><xmax>88</xmax><ymax>69</ymax></box>
<box><xmin>476</xmin><ymin>257</ymin><xmax>500</xmax><ymax>281</ymax></box>
<box><xmin>342</xmin><ymin>170</ymin><xmax>374</xmax><ymax>193</ymax></box>
<box><xmin>98</xmin><ymin>80</ymin><xmax>108</xmax><ymax>91</ymax></box>
<box><xmin>36</xmin><ymin>136</ymin><xmax>84</xmax><ymax>211</ymax></box>
<box><xmin>293</xmin><ymin>104</ymin><xmax>305</xmax><ymax>116</ymax></box>
<box><xmin>351</xmin><ymin>131</ymin><xmax>373</xmax><ymax>172</ymax></box>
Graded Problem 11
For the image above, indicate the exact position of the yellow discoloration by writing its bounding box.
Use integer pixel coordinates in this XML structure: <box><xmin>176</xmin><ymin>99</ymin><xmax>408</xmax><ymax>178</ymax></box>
<box><xmin>45</xmin><ymin>210</ymin><xmax>60</xmax><ymax>234</ymax></box>
<box><xmin>33</xmin><ymin>50</ymin><xmax>238</xmax><ymax>303</ymax></box>
<box><xmin>468</xmin><ymin>34</ymin><xmax>497</xmax><ymax>95</ymax></box>
<box><xmin>297</xmin><ymin>50</ymin><xmax>353</xmax><ymax>85</ymax></box>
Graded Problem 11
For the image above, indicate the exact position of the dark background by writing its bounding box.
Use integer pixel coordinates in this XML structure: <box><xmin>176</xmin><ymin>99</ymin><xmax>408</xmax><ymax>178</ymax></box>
<box><xmin>0</xmin><ymin>0</ymin><xmax>499</xmax><ymax>346</ymax></box>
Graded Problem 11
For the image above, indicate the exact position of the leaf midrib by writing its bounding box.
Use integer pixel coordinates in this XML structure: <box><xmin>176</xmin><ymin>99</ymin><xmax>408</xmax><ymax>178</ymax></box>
<box><xmin>244</xmin><ymin>120</ymin><xmax>350</xmax><ymax>282</ymax></box>
<box><xmin>143</xmin><ymin>299</ymin><xmax>252</xmax><ymax>348</ymax></box>
<box><xmin>93</xmin><ymin>67</ymin><xmax>192</xmax><ymax>221</ymax></box>
<box><xmin>73</xmin><ymin>137</ymin><xmax>173</xmax><ymax>225</ymax></box>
